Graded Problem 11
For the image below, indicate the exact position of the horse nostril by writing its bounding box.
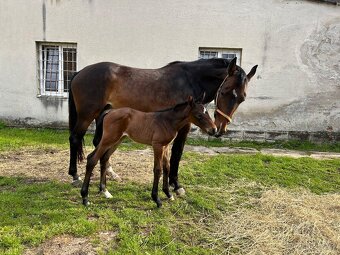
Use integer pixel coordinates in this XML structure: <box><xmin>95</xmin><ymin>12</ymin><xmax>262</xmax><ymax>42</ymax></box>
<box><xmin>207</xmin><ymin>128</ymin><xmax>216</xmax><ymax>136</ymax></box>
<box><xmin>214</xmin><ymin>132</ymin><xmax>222</xmax><ymax>138</ymax></box>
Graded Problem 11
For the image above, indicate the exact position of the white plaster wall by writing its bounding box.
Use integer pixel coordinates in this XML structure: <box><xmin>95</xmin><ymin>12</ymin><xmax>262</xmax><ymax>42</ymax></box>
<box><xmin>0</xmin><ymin>0</ymin><xmax>339</xmax><ymax>132</ymax></box>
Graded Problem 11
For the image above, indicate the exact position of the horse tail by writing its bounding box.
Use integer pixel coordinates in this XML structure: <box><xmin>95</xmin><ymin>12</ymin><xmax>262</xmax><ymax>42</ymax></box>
<box><xmin>93</xmin><ymin>105</ymin><xmax>113</xmax><ymax>147</ymax></box>
<box><xmin>68</xmin><ymin>72</ymin><xmax>79</xmax><ymax>133</ymax></box>
<box><xmin>68</xmin><ymin>71</ymin><xmax>85</xmax><ymax>162</ymax></box>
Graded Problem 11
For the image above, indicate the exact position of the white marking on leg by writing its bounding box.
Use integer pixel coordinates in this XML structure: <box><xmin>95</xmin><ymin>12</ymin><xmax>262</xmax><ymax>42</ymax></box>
<box><xmin>169</xmin><ymin>195</ymin><xmax>175</xmax><ymax>201</ymax></box>
<box><xmin>71</xmin><ymin>177</ymin><xmax>82</xmax><ymax>187</ymax></box>
<box><xmin>175</xmin><ymin>188</ymin><xmax>186</xmax><ymax>196</ymax></box>
<box><xmin>102</xmin><ymin>190</ymin><xmax>113</xmax><ymax>199</ymax></box>
<box><xmin>107</xmin><ymin>166</ymin><xmax>122</xmax><ymax>182</ymax></box>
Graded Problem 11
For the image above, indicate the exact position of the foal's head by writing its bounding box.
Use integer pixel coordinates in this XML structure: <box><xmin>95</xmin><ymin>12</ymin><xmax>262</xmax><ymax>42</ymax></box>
<box><xmin>214</xmin><ymin>58</ymin><xmax>258</xmax><ymax>137</ymax></box>
<box><xmin>174</xmin><ymin>96</ymin><xmax>217</xmax><ymax>136</ymax></box>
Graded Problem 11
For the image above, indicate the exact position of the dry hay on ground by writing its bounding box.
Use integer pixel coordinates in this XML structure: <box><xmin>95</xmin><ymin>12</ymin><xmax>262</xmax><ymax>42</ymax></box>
<box><xmin>201</xmin><ymin>188</ymin><xmax>340</xmax><ymax>255</ymax></box>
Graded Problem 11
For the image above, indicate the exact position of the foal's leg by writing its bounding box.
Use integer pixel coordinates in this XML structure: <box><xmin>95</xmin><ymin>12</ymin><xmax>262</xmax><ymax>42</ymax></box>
<box><xmin>94</xmin><ymin>118</ymin><xmax>122</xmax><ymax>182</ymax></box>
<box><xmin>151</xmin><ymin>144</ymin><xmax>164</xmax><ymax>208</ymax></box>
<box><xmin>169</xmin><ymin>123</ymin><xmax>191</xmax><ymax>196</ymax></box>
<box><xmin>162</xmin><ymin>146</ymin><xmax>174</xmax><ymax>201</ymax></box>
<box><xmin>98</xmin><ymin>140</ymin><xmax>123</xmax><ymax>199</ymax></box>
<box><xmin>81</xmin><ymin>150</ymin><xmax>100</xmax><ymax>206</ymax></box>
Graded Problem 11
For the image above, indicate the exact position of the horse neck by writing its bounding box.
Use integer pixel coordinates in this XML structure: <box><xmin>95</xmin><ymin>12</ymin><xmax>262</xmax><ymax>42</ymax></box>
<box><xmin>187</xmin><ymin>66</ymin><xmax>228</xmax><ymax>104</ymax></box>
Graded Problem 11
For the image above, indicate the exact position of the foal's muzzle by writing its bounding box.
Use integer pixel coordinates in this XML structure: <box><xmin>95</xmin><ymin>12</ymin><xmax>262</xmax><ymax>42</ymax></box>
<box><xmin>207</xmin><ymin>127</ymin><xmax>217</xmax><ymax>136</ymax></box>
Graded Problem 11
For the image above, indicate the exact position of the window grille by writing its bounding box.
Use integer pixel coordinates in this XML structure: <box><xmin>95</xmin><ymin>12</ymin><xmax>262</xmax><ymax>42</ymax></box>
<box><xmin>199</xmin><ymin>47</ymin><xmax>241</xmax><ymax>65</ymax></box>
<box><xmin>37</xmin><ymin>42</ymin><xmax>77</xmax><ymax>97</ymax></box>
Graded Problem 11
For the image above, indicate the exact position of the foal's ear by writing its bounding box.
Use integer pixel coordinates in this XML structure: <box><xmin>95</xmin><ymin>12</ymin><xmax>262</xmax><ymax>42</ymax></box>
<box><xmin>247</xmin><ymin>65</ymin><xmax>258</xmax><ymax>81</ymax></box>
<box><xmin>227</xmin><ymin>57</ymin><xmax>237</xmax><ymax>76</ymax></box>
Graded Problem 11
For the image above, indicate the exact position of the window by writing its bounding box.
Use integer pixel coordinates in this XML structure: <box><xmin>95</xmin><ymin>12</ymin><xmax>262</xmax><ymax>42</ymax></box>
<box><xmin>199</xmin><ymin>47</ymin><xmax>242</xmax><ymax>65</ymax></box>
<box><xmin>37</xmin><ymin>42</ymin><xmax>77</xmax><ymax>97</ymax></box>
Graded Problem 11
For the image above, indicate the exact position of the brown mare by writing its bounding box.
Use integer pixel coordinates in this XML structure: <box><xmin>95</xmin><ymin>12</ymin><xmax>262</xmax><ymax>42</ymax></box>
<box><xmin>69</xmin><ymin>57</ymin><xmax>258</xmax><ymax>194</ymax></box>
<box><xmin>81</xmin><ymin>97</ymin><xmax>217</xmax><ymax>207</ymax></box>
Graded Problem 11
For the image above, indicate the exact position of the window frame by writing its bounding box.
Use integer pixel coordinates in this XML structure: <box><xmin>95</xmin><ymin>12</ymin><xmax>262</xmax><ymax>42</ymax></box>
<box><xmin>198</xmin><ymin>47</ymin><xmax>242</xmax><ymax>65</ymax></box>
<box><xmin>37</xmin><ymin>42</ymin><xmax>77</xmax><ymax>98</ymax></box>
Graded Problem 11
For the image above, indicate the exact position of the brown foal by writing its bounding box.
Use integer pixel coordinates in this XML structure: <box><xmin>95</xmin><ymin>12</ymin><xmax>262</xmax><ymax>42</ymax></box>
<box><xmin>81</xmin><ymin>97</ymin><xmax>217</xmax><ymax>207</ymax></box>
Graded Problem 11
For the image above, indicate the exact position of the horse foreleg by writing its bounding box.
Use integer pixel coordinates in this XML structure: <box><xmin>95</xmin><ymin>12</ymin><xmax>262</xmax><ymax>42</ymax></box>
<box><xmin>81</xmin><ymin>150</ymin><xmax>98</xmax><ymax>206</ymax></box>
<box><xmin>152</xmin><ymin>144</ymin><xmax>164</xmax><ymax>208</ymax></box>
<box><xmin>162</xmin><ymin>146</ymin><xmax>174</xmax><ymax>201</ymax></box>
<box><xmin>169</xmin><ymin>124</ymin><xmax>190</xmax><ymax>196</ymax></box>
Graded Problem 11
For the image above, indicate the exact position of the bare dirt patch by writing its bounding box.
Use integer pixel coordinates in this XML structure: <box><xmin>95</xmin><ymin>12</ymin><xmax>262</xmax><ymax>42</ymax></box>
<box><xmin>23</xmin><ymin>231</ymin><xmax>117</xmax><ymax>255</ymax></box>
<box><xmin>0</xmin><ymin>148</ymin><xmax>154</xmax><ymax>184</ymax></box>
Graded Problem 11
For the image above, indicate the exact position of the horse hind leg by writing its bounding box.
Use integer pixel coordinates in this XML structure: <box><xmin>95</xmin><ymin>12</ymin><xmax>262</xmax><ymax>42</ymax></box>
<box><xmin>98</xmin><ymin>142</ymin><xmax>122</xmax><ymax>199</ymax></box>
<box><xmin>69</xmin><ymin>115</ymin><xmax>95</xmax><ymax>186</ymax></box>
<box><xmin>94</xmin><ymin>109</ymin><xmax>122</xmax><ymax>182</ymax></box>
<box><xmin>81</xmin><ymin>149</ymin><xmax>99</xmax><ymax>206</ymax></box>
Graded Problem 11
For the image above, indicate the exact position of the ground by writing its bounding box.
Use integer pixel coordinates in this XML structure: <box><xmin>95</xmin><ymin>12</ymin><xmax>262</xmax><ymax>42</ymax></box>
<box><xmin>1</xmin><ymin>145</ymin><xmax>339</xmax><ymax>254</ymax></box>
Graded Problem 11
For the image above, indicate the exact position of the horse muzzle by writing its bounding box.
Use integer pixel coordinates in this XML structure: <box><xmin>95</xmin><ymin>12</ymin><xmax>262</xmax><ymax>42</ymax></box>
<box><xmin>207</xmin><ymin>127</ymin><xmax>218</xmax><ymax>136</ymax></box>
<box><xmin>214</xmin><ymin>124</ymin><xmax>227</xmax><ymax>137</ymax></box>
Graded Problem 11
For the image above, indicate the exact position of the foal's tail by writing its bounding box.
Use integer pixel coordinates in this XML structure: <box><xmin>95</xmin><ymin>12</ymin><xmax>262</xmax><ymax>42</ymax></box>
<box><xmin>93</xmin><ymin>105</ymin><xmax>113</xmax><ymax>147</ymax></box>
<box><xmin>68</xmin><ymin>71</ymin><xmax>85</xmax><ymax>162</ymax></box>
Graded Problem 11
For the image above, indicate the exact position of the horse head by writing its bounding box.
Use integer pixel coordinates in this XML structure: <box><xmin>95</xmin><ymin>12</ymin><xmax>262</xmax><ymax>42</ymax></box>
<box><xmin>214</xmin><ymin>58</ymin><xmax>258</xmax><ymax>137</ymax></box>
<box><xmin>184</xmin><ymin>96</ymin><xmax>217</xmax><ymax>136</ymax></box>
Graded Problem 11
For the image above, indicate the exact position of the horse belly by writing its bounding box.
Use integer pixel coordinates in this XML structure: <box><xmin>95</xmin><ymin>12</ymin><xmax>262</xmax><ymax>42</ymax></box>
<box><xmin>126</xmin><ymin>129</ymin><xmax>153</xmax><ymax>146</ymax></box>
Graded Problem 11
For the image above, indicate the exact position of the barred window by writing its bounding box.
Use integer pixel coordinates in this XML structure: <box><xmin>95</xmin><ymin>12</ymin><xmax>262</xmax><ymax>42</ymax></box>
<box><xmin>199</xmin><ymin>47</ymin><xmax>241</xmax><ymax>65</ymax></box>
<box><xmin>37</xmin><ymin>43</ymin><xmax>77</xmax><ymax>97</ymax></box>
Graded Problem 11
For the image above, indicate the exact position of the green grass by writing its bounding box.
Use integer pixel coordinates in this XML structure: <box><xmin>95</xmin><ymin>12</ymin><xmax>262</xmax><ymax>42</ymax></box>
<box><xmin>0</xmin><ymin>125</ymin><xmax>339</xmax><ymax>153</ymax></box>
<box><xmin>181</xmin><ymin>153</ymin><xmax>340</xmax><ymax>194</ymax></box>
<box><xmin>0</xmin><ymin>126</ymin><xmax>146</xmax><ymax>152</ymax></box>
<box><xmin>187</xmin><ymin>137</ymin><xmax>340</xmax><ymax>152</ymax></box>
<box><xmin>0</xmin><ymin>125</ymin><xmax>340</xmax><ymax>254</ymax></box>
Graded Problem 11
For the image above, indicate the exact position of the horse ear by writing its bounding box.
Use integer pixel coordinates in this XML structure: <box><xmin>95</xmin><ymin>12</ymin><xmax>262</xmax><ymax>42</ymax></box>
<box><xmin>247</xmin><ymin>65</ymin><xmax>258</xmax><ymax>81</ymax></box>
<box><xmin>227</xmin><ymin>57</ymin><xmax>237</xmax><ymax>76</ymax></box>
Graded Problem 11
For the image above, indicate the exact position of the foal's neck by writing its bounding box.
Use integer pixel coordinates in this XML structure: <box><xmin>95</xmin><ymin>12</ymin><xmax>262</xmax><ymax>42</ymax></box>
<box><xmin>159</xmin><ymin>109</ymin><xmax>190</xmax><ymax>131</ymax></box>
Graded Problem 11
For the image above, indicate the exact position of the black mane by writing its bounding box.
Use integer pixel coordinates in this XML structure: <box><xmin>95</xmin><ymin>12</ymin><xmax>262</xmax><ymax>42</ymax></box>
<box><xmin>166</xmin><ymin>58</ymin><xmax>230</xmax><ymax>69</ymax></box>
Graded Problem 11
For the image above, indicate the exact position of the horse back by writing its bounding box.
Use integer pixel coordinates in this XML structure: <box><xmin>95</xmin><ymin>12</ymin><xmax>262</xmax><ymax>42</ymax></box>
<box><xmin>71</xmin><ymin>62</ymin><xmax>194</xmax><ymax>116</ymax></box>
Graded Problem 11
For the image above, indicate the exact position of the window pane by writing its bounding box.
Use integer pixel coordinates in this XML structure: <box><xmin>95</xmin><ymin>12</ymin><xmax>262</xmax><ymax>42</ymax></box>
<box><xmin>200</xmin><ymin>51</ymin><xmax>218</xmax><ymax>59</ymax></box>
<box><xmin>63</xmin><ymin>48</ymin><xmax>77</xmax><ymax>92</ymax></box>
<box><xmin>43</xmin><ymin>46</ymin><xmax>59</xmax><ymax>92</ymax></box>
<box><xmin>222</xmin><ymin>53</ymin><xmax>236</xmax><ymax>60</ymax></box>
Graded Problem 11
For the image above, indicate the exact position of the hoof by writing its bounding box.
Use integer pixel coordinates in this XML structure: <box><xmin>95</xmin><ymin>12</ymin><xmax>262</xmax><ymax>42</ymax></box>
<box><xmin>107</xmin><ymin>167</ymin><xmax>122</xmax><ymax>182</ymax></box>
<box><xmin>175</xmin><ymin>187</ymin><xmax>186</xmax><ymax>196</ymax></box>
<box><xmin>101</xmin><ymin>190</ymin><xmax>113</xmax><ymax>199</ymax></box>
<box><xmin>72</xmin><ymin>177</ymin><xmax>83</xmax><ymax>187</ymax></box>
<box><xmin>169</xmin><ymin>195</ymin><xmax>175</xmax><ymax>201</ymax></box>
<box><xmin>156</xmin><ymin>202</ymin><xmax>162</xmax><ymax>208</ymax></box>
<box><xmin>83</xmin><ymin>198</ymin><xmax>90</xmax><ymax>206</ymax></box>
